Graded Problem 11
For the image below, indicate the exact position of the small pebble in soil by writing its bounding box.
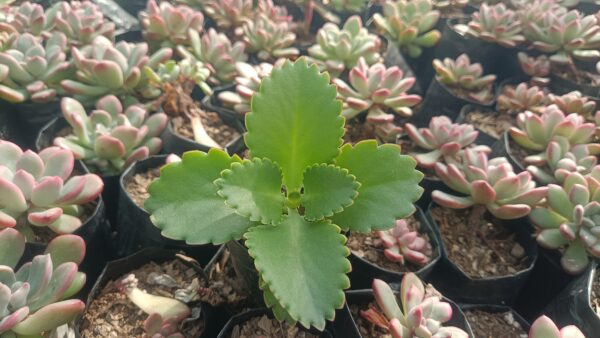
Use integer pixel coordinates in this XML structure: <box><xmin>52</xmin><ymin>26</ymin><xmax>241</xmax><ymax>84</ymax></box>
<box><xmin>125</xmin><ymin>167</ymin><xmax>161</xmax><ymax>208</ymax></box>
<box><xmin>229</xmin><ymin>315</ymin><xmax>320</xmax><ymax>338</ymax></box>
<box><xmin>465</xmin><ymin>309</ymin><xmax>527</xmax><ymax>338</ymax></box>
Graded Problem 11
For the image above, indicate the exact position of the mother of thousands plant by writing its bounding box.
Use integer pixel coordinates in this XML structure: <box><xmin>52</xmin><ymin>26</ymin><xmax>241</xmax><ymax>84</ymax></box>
<box><xmin>145</xmin><ymin>58</ymin><xmax>423</xmax><ymax>330</ymax></box>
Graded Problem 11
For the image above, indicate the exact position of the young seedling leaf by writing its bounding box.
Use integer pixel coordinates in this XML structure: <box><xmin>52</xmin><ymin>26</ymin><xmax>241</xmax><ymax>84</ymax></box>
<box><xmin>215</xmin><ymin>158</ymin><xmax>285</xmax><ymax>225</ymax></box>
<box><xmin>245</xmin><ymin>58</ymin><xmax>344</xmax><ymax>192</ymax></box>
<box><xmin>332</xmin><ymin>141</ymin><xmax>423</xmax><ymax>232</ymax></box>
<box><xmin>145</xmin><ymin>149</ymin><xmax>254</xmax><ymax>244</ymax></box>
<box><xmin>245</xmin><ymin>211</ymin><xmax>350</xmax><ymax>330</ymax></box>
<box><xmin>302</xmin><ymin>164</ymin><xmax>360</xmax><ymax>221</ymax></box>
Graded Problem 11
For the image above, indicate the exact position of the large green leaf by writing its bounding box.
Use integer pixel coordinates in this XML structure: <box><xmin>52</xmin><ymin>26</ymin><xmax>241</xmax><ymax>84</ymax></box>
<box><xmin>260</xmin><ymin>276</ymin><xmax>295</xmax><ymax>324</ymax></box>
<box><xmin>245</xmin><ymin>58</ymin><xmax>344</xmax><ymax>192</ymax></box>
<box><xmin>145</xmin><ymin>149</ymin><xmax>254</xmax><ymax>244</ymax></box>
<box><xmin>331</xmin><ymin>140</ymin><xmax>424</xmax><ymax>232</ymax></box>
<box><xmin>302</xmin><ymin>164</ymin><xmax>360</xmax><ymax>221</ymax></box>
<box><xmin>215</xmin><ymin>158</ymin><xmax>285</xmax><ymax>225</ymax></box>
<box><xmin>245</xmin><ymin>211</ymin><xmax>350</xmax><ymax>330</ymax></box>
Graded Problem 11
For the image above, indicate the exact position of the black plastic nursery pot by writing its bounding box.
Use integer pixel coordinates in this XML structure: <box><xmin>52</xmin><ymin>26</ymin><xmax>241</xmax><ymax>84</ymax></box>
<box><xmin>75</xmin><ymin>247</ymin><xmax>217</xmax><ymax>337</ymax></box>
<box><xmin>201</xmin><ymin>85</ymin><xmax>246</xmax><ymax>125</ymax></box>
<box><xmin>347</xmin><ymin>206</ymin><xmax>442</xmax><ymax>290</ymax></box>
<box><xmin>543</xmin><ymin>259</ymin><xmax>600</xmax><ymax>338</ymax></box>
<box><xmin>550</xmin><ymin>72</ymin><xmax>600</xmax><ymax>105</ymax></box>
<box><xmin>36</xmin><ymin>117</ymin><xmax>121</xmax><ymax>227</ymax></box>
<box><xmin>382</xmin><ymin>42</ymin><xmax>423</xmax><ymax>96</ymax></box>
<box><xmin>0</xmin><ymin>106</ymin><xmax>20</xmax><ymax>145</ymax></box>
<box><xmin>414</xmin><ymin>76</ymin><xmax>495</xmax><ymax>128</ymax></box>
<box><xmin>8</xmin><ymin>99</ymin><xmax>61</xmax><ymax>149</ymax></box>
<box><xmin>460</xmin><ymin>304</ymin><xmax>531</xmax><ymax>334</ymax></box>
<box><xmin>455</xmin><ymin>104</ymin><xmax>506</xmax><ymax>147</ymax></box>
<box><xmin>114</xmin><ymin>29</ymin><xmax>143</xmax><ymax>43</ymax></box>
<box><xmin>425</xmin><ymin>202</ymin><xmax>539</xmax><ymax>306</ymax></box>
<box><xmin>345</xmin><ymin>290</ymin><xmax>473</xmax><ymax>338</ymax></box>
<box><xmin>116</xmin><ymin>155</ymin><xmax>220</xmax><ymax>262</ymax></box>
<box><xmin>490</xmin><ymin>132</ymin><xmax>526</xmax><ymax>174</ymax></box>
<box><xmin>577</xmin><ymin>0</ymin><xmax>600</xmax><ymax>14</ymax></box>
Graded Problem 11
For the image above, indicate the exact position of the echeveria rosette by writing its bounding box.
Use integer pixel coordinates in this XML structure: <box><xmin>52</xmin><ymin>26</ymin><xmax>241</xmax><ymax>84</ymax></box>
<box><xmin>242</xmin><ymin>14</ymin><xmax>299</xmax><ymax>62</ymax></box>
<box><xmin>202</xmin><ymin>0</ymin><xmax>253</xmax><ymax>35</ymax></box>
<box><xmin>53</xmin><ymin>95</ymin><xmax>167</xmax><ymax>176</ymax></box>
<box><xmin>144</xmin><ymin>58</ymin><xmax>423</xmax><ymax>330</ymax></box>
<box><xmin>529</xmin><ymin>315</ymin><xmax>585</xmax><ymax>338</ymax></box>
<box><xmin>530</xmin><ymin>169</ymin><xmax>600</xmax><ymax>274</ymax></box>
<box><xmin>432</xmin><ymin>148</ymin><xmax>547</xmax><ymax>220</ymax></box>
<box><xmin>327</xmin><ymin>0</ymin><xmax>368</xmax><ymax>13</ymax></box>
<box><xmin>0</xmin><ymin>228</ymin><xmax>86</xmax><ymax>336</ymax></box>
<box><xmin>404</xmin><ymin>116</ymin><xmax>491</xmax><ymax>170</ymax></box>
<box><xmin>361</xmin><ymin>274</ymin><xmax>468</xmax><ymax>338</ymax></box>
<box><xmin>496</xmin><ymin>82</ymin><xmax>547</xmax><ymax>115</ymax></box>
<box><xmin>140</xmin><ymin>0</ymin><xmax>204</xmax><ymax>50</ymax></box>
<box><xmin>61</xmin><ymin>36</ymin><xmax>173</xmax><ymax>104</ymax></box>
<box><xmin>376</xmin><ymin>220</ymin><xmax>431</xmax><ymax>266</ymax></box>
<box><xmin>433</xmin><ymin>54</ymin><xmax>496</xmax><ymax>104</ymax></box>
<box><xmin>549</xmin><ymin>91</ymin><xmax>597</xmax><ymax>120</ymax></box>
<box><xmin>0</xmin><ymin>32</ymin><xmax>72</xmax><ymax>103</ymax></box>
<box><xmin>0</xmin><ymin>140</ymin><xmax>103</xmax><ymax>239</ymax></box>
<box><xmin>464</xmin><ymin>3</ymin><xmax>525</xmax><ymax>48</ymax></box>
<box><xmin>0</xmin><ymin>1</ymin><xmax>47</xmax><ymax>36</ymax></box>
<box><xmin>218</xmin><ymin>62</ymin><xmax>277</xmax><ymax>115</ymax></box>
<box><xmin>372</xmin><ymin>0</ymin><xmax>441</xmax><ymax>58</ymax></box>
<box><xmin>333</xmin><ymin>57</ymin><xmax>421</xmax><ymax>142</ymax></box>
<box><xmin>308</xmin><ymin>15</ymin><xmax>382</xmax><ymax>77</ymax></box>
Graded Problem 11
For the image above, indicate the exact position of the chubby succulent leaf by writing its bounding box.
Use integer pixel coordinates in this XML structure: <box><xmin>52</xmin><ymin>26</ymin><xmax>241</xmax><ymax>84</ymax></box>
<box><xmin>145</xmin><ymin>149</ymin><xmax>254</xmax><ymax>244</ymax></box>
<box><xmin>244</xmin><ymin>211</ymin><xmax>350</xmax><ymax>330</ymax></box>
<box><xmin>215</xmin><ymin>158</ymin><xmax>285</xmax><ymax>225</ymax></box>
<box><xmin>245</xmin><ymin>58</ymin><xmax>344</xmax><ymax>192</ymax></box>
<box><xmin>302</xmin><ymin>164</ymin><xmax>360</xmax><ymax>221</ymax></box>
<box><xmin>331</xmin><ymin>141</ymin><xmax>423</xmax><ymax>232</ymax></box>
<box><xmin>0</xmin><ymin>228</ymin><xmax>25</xmax><ymax>268</ymax></box>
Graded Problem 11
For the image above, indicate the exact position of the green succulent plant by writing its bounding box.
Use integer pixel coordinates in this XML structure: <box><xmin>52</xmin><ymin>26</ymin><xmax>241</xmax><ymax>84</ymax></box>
<box><xmin>145</xmin><ymin>58</ymin><xmax>423</xmax><ymax>330</ymax></box>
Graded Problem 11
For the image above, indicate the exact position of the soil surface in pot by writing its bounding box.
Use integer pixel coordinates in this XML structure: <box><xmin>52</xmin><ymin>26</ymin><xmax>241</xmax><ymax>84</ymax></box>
<box><xmin>200</xmin><ymin>248</ymin><xmax>249</xmax><ymax>311</ymax></box>
<box><xmin>464</xmin><ymin>309</ymin><xmax>527</xmax><ymax>338</ymax></box>
<box><xmin>81</xmin><ymin>258</ymin><xmax>205</xmax><ymax>337</ymax></box>
<box><xmin>344</xmin><ymin>119</ymin><xmax>383</xmax><ymax>144</ymax></box>
<box><xmin>347</xmin><ymin>215</ymin><xmax>435</xmax><ymax>273</ymax></box>
<box><xmin>592</xmin><ymin>269</ymin><xmax>600</xmax><ymax>318</ymax></box>
<box><xmin>125</xmin><ymin>167</ymin><xmax>161</xmax><ymax>209</ymax></box>
<box><xmin>508</xmin><ymin>138</ymin><xmax>535</xmax><ymax>170</ymax></box>
<box><xmin>172</xmin><ymin>110</ymin><xmax>240</xmax><ymax>148</ymax></box>
<box><xmin>464</xmin><ymin>109</ymin><xmax>513</xmax><ymax>140</ymax></box>
<box><xmin>229</xmin><ymin>314</ymin><xmax>319</xmax><ymax>338</ymax></box>
<box><xmin>431</xmin><ymin>206</ymin><xmax>528</xmax><ymax>278</ymax></box>
<box><xmin>349</xmin><ymin>300</ymin><xmax>390</xmax><ymax>338</ymax></box>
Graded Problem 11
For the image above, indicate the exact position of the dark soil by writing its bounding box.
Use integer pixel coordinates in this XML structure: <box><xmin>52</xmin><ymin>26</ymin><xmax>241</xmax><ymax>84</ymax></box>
<box><xmin>592</xmin><ymin>269</ymin><xmax>600</xmax><ymax>318</ymax></box>
<box><xmin>344</xmin><ymin>119</ymin><xmax>377</xmax><ymax>144</ymax></box>
<box><xmin>431</xmin><ymin>206</ymin><xmax>529</xmax><ymax>278</ymax></box>
<box><xmin>349</xmin><ymin>300</ymin><xmax>389</xmax><ymax>338</ymax></box>
<box><xmin>464</xmin><ymin>309</ymin><xmax>527</xmax><ymax>338</ymax></box>
<box><xmin>229</xmin><ymin>315</ymin><xmax>320</xmax><ymax>338</ymax></box>
<box><xmin>347</xmin><ymin>215</ymin><xmax>434</xmax><ymax>273</ymax></box>
<box><xmin>464</xmin><ymin>109</ymin><xmax>513</xmax><ymax>140</ymax></box>
<box><xmin>172</xmin><ymin>110</ymin><xmax>240</xmax><ymax>147</ymax></box>
<box><xmin>199</xmin><ymin>248</ymin><xmax>249</xmax><ymax>311</ymax></box>
<box><xmin>125</xmin><ymin>167</ymin><xmax>161</xmax><ymax>209</ymax></box>
<box><xmin>81</xmin><ymin>258</ymin><xmax>205</xmax><ymax>337</ymax></box>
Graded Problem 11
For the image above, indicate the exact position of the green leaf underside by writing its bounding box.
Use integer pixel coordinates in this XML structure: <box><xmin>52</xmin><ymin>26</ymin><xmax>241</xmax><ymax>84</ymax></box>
<box><xmin>245</xmin><ymin>211</ymin><xmax>351</xmax><ymax>330</ymax></box>
<box><xmin>302</xmin><ymin>164</ymin><xmax>360</xmax><ymax>221</ymax></box>
<box><xmin>331</xmin><ymin>141</ymin><xmax>424</xmax><ymax>232</ymax></box>
<box><xmin>144</xmin><ymin>149</ymin><xmax>254</xmax><ymax>245</ymax></box>
<box><xmin>245</xmin><ymin>58</ymin><xmax>344</xmax><ymax>192</ymax></box>
<box><xmin>215</xmin><ymin>158</ymin><xmax>285</xmax><ymax>225</ymax></box>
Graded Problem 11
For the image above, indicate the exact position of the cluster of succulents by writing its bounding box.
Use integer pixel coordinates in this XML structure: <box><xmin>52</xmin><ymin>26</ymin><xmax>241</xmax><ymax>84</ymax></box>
<box><xmin>372</xmin><ymin>0</ymin><xmax>441</xmax><ymax>58</ymax></box>
<box><xmin>496</xmin><ymin>82</ymin><xmax>548</xmax><ymax>115</ymax></box>
<box><xmin>375</xmin><ymin>219</ymin><xmax>431</xmax><ymax>266</ymax></box>
<box><xmin>549</xmin><ymin>91</ymin><xmax>597</xmax><ymax>119</ymax></box>
<box><xmin>0</xmin><ymin>140</ymin><xmax>103</xmax><ymax>238</ymax></box>
<box><xmin>308</xmin><ymin>15</ymin><xmax>381</xmax><ymax>77</ymax></box>
<box><xmin>361</xmin><ymin>274</ymin><xmax>468</xmax><ymax>337</ymax></box>
<box><xmin>325</xmin><ymin>0</ymin><xmax>368</xmax><ymax>13</ymax></box>
<box><xmin>45</xmin><ymin>0</ymin><xmax>115</xmax><ymax>47</ymax></box>
<box><xmin>61</xmin><ymin>36</ymin><xmax>172</xmax><ymax>104</ymax></box>
<box><xmin>0</xmin><ymin>228</ymin><xmax>86</xmax><ymax>336</ymax></box>
<box><xmin>517</xmin><ymin>52</ymin><xmax>550</xmax><ymax>86</ymax></box>
<box><xmin>0</xmin><ymin>1</ymin><xmax>47</xmax><ymax>36</ymax></box>
<box><xmin>218</xmin><ymin>61</ymin><xmax>276</xmax><ymax>114</ymax></box>
<box><xmin>433</xmin><ymin>53</ymin><xmax>496</xmax><ymax>104</ymax></box>
<box><xmin>403</xmin><ymin>116</ymin><xmax>491</xmax><ymax>169</ymax></box>
<box><xmin>333</xmin><ymin>57</ymin><xmax>421</xmax><ymax>141</ymax></box>
<box><xmin>465</xmin><ymin>3</ymin><xmax>525</xmax><ymax>48</ymax></box>
<box><xmin>432</xmin><ymin>148</ymin><xmax>547</xmax><ymax>220</ymax></box>
<box><xmin>530</xmin><ymin>169</ymin><xmax>600</xmax><ymax>274</ymax></box>
<box><xmin>242</xmin><ymin>14</ymin><xmax>299</xmax><ymax>62</ymax></box>
<box><xmin>140</xmin><ymin>0</ymin><xmax>205</xmax><ymax>50</ymax></box>
<box><xmin>202</xmin><ymin>0</ymin><xmax>254</xmax><ymax>35</ymax></box>
<box><xmin>178</xmin><ymin>28</ymin><xmax>247</xmax><ymax>86</ymax></box>
<box><xmin>0</xmin><ymin>32</ymin><xmax>71</xmax><ymax>103</ymax></box>
<box><xmin>54</xmin><ymin>95</ymin><xmax>167</xmax><ymax>175</ymax></box>
<box><xmin>118</xmin><ymin>274</ymin><xmax>190</xmax><ymax>338</ymax></box>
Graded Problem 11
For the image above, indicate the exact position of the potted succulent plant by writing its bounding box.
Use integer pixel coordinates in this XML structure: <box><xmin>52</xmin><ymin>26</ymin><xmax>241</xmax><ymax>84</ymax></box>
<box><xmin>145</xmin><ymin>58</ymin><xmax>424</xmax><ymax>331</ymax></box>
<box><xmin>417</xmin><ymin>53</ymin><xmax>496</xmax><ymax>127</ymax></box>
<box><xmin>428</xmin><ymin>148</ymin><xmax>543</xmax><ymax>304</ymax></box>
<box><xmin>0</xmin><ymin>228</ymin><xmax>87</xmax><ymax>337</ymax></box>
<box><xmin>346</xmin><ymin>273</ymin><xmax>471</xmax><ymax>337</ymax></box>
